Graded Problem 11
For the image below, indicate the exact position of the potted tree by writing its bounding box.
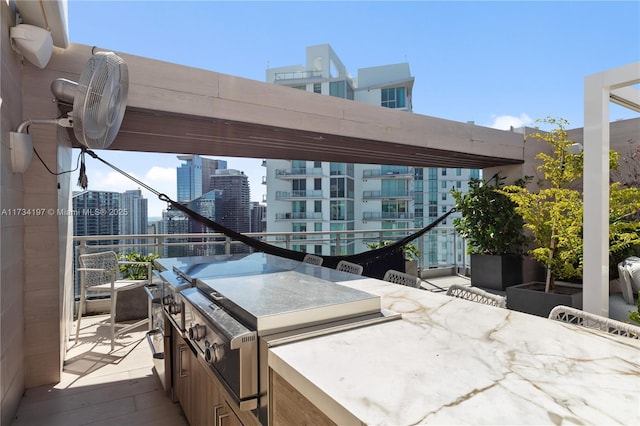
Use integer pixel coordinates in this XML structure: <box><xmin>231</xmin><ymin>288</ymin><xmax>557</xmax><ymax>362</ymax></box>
<box><xmin>499</xmin><ymin>117</ymin><xmax>585</xmax><ymax>316</ymax></box>
<box><xmin>500</xmin><ymin>117</ymin><xmax>640</xmax><ymax>317</ymax></box>
<box><xmin>452</xmin><ymin>174</ymin><xmax>529</xmax><ymax>290</ymax></box>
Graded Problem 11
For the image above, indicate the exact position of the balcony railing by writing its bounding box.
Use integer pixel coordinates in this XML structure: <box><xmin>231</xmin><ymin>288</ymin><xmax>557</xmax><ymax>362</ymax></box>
<box><xmin>72</xmin><ymin>227</ymin><xmax>467</xmax><ymax>308</ymax></box>
<box><xmin>274</xmin><ymin>70</ymin><xmax>323</xmax><ymax>81</ymax></box>
<box><xmin>275</xmin><ymin>190</ymin><xmax>323</xmax><ymax>199</ymax></box>
<box><xmin>362</xmin><ymin>190</ymin><xmax>414</xmax><ymax>199</ymax></box>
<box><xmin>363</xmin><ymin>168</ymin><xmax>414</xmax><ymax>178</ymax></box>
<box><xmin>74</xmin><ymin>227</ymin><xmax>467</xmax><ymax>276</ymax></box>
<box><xmin>363</xmin><ymin>212</ymin><xmax>415</xmax><ymax>221</ymax></box>
<box><xmin>275</xmin><ymin>168</ymin><xmax>324</xmax><ymax>179</ymax></box>
<box><xmin>275</xmin><ymin>212</ymin><xmax>324</xmax><ymax>221</ymax></box>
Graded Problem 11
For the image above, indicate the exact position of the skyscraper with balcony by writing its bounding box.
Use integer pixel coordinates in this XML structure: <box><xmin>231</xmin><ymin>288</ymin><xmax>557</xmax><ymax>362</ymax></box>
<box><xmin>264</xmin><ymin>44</ymin><xmax>475</xmax><ymax>266</ymax></box>
<box><xmin>73</xmin><ymin>189</ymin><xmax>149</xmax><ymax>252</ymax></box>
<box><xmin>73</xmin><ymin>190</ymin><xmax>121</xmax><ymax>246</ymax></box>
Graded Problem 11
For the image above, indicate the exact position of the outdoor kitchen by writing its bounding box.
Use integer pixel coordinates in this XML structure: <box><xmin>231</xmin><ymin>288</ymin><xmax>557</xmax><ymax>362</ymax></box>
<box><xmin>2</xmin><ymin>1</ymin><xmax>639</xmax><ymax>424</ymax></box>
<box><xmin>148</xmin><ymin>252</ymin><xmax>640</xmax><ymax>426</ymax></box>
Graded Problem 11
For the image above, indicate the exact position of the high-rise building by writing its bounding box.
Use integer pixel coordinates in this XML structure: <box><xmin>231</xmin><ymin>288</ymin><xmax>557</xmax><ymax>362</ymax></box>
<box><xmin>250</xmin><ymin>202</ymin><xmax>267</xmax><ymax>233</ymax></box>
<box><xmin>181</xmin><ymin>189</ymin><xmax>224</xmax><ymax>256</ymax></box>
<box><xmin>73</xmin><ymin>189</ymin><xmax>149</xmax><ymax>251</ymax></box>
<box><xmin>264</xmin><ymin>44</ymin><xmax>475</xmax><ymax>266</ymax></box>
<box><xmin>209</xmin><ymin>169</ymin><xmax>251</xmax><ymax>234</ymax></box>
<box><xmin>120</xmin><ymin>189</ymin><xmax>149</xmax><ymax>253</ymax></box>
<box><xmin>176</xmin><ymin>154</ymin><xmax>202</xmax><ymax>202</ymax></box>
<box><xmin>161</xmin><ymin>205</ymin><xmax>191</xmax><ymax>258</ymax></box>
<box><xmin>177</xmin><ymin>154</ymin><xmax>228</xmax><ymax>203</ymax></box>
<box><xmin>170</xmin><ymin>157</ymin><xmax>251</xmax><ymax>255</ymax></box>
<box><xmin>73</xmin><ymin>190</ymin><xmax>122</xmax><ymax>246</ymax></box>
<box><xmin>72</xmin><ymin>189</ymin><xmax>149</xmax><ymax>293</ymax></box>
<box><xmin>202</xmin><ymin>159</ymin><xmax>228</xmax><ymax>193</ymax></box>
<box><xmin>187</xmin><ymin>190</ymin><xmax>222</xmax><ymax>234</ymax></box>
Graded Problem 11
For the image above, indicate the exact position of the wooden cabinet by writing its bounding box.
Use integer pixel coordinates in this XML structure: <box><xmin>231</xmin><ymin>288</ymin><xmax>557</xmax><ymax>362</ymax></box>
<box><xmin>172</xmin><ymin>335</ymin><xmax>189</xmax><ymax>421</ymax></box>
<box><xmin>270</xmin><ymin>370</ymin><xmax>337</xmax><ymax>426</ymax></box>
<box><xmin>199</xmin><ymin>356</ymin><xmax>259</xmax><ymax>426</ymax></box>
<box><xmin>173</xmin><ymin>333</ymin><xmax>207</xmax><ymax>425</ymax></box>
<box><xmin>171</xmin><ymin>330</ymin><xmax>259</xmax><ymax>426</ymax></box>
<box><xmin>214</xmin><ymin>400</ymin><xmax>244</xmax><ymax>426</ymax></box>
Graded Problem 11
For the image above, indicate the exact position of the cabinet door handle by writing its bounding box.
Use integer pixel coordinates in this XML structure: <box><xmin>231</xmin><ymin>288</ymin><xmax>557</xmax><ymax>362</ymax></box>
<box><xmin>213</xmin><ymin>404</ymin><xmax>228</xmax><ymax>426</ymax></box>
<box><xmin>178</xmin><ymin>344</ymin><xmax>188</xmax><ymax>378</ymax></box>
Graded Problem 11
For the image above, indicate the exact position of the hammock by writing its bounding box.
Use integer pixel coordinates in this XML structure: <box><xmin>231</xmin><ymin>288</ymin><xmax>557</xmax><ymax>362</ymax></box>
<box><xmin>82</xmin><ymin>149</ymin><xmax>456</xmax><ymax>279</ymax></box>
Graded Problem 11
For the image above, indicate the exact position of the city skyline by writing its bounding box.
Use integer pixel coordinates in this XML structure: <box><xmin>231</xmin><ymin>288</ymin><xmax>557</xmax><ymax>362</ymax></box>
<box><xmin>66</xmin><ymin>1</ymin><xmax>640</xmax><ymax>217</ymax></box>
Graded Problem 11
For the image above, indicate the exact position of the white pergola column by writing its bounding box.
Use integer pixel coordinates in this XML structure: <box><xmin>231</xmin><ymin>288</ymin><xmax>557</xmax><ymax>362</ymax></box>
<box><xmin>583</xmin><ymin>62</ymin><xmax>640</xmax><ymax>317</ymax></box>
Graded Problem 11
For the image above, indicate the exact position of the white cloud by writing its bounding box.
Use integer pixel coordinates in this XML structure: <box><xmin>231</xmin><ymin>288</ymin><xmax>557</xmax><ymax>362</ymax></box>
<box><xmin>79</xmin><ymin>165</ymin><xmax>176</xmax><ymax>219</ymax></box>
<box><xmin>144</xmin><ymin>166</ymin><xmax>176</xmax><ymax>199</ymax></box>
<box><xmin>101</xmin><ymin>170</ymin><xmax>140</xmax><ymax>191</ymax></box>
<box><xmin>76</xmin><ymin>169</ymin><xmax>137</xmax><ymax>194</ymax></box>
<box><xmin>487</xmin><ymin>113</ymin><xmax>533</xmax><ymax>130</ymax></box>
<box><xmin>144</xmin><ymin>167</ymin><xmax>177</xmax><ymax>219</ymax></box>
<box><xmin>146</xmin><ymin>166</ymin><xmax>175</xmax><ymax>185</ymax></box>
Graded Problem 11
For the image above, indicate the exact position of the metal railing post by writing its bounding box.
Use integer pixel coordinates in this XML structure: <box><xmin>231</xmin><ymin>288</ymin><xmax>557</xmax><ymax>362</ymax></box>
<box><xmin>156</xmin><ymin>235</ymin><xmax>163</xmax><ymax>257</ymax></box>
<box><xmin>452</xmin><ymin>230</ymin><xmax>458</xmax><ymax>276</ymax></box>
<box><xmin>461</xmin><ymin>235</ymin><xmax>467</xmax><ymax>275</ymax></box>
<box><xmin>418</xmin><ymin>233</ymin><xmax>425</xmax><ymax>275</ymax></box>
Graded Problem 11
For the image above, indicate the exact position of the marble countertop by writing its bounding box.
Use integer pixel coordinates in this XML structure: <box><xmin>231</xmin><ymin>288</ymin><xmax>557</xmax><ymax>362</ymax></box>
<box><xmin>268</xmin><ymin>278</ymin><xmax>640</xmax><ymax>425</ymax></box>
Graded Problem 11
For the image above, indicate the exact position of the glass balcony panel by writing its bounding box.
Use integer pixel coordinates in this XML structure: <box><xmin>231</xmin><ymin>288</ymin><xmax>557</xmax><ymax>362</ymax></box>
<box><xmin>274</xmin><ymin>70</ymin><xmax>323</xmax><ymax>81</ymax></box>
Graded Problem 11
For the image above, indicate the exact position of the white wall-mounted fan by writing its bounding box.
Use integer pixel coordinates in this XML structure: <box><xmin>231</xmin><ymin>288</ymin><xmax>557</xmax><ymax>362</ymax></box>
<box><xmin>10</xmin><ymin>51</ymin><xmax>129</xmax><ymax>172</ymax></box>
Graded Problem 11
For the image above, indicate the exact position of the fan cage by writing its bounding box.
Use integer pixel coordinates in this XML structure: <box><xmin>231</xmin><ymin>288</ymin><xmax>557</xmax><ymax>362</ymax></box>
<box><xmin>73</xmin><ymin>52</ymin><xmax>129</xmax><ymax>149</ymax></box>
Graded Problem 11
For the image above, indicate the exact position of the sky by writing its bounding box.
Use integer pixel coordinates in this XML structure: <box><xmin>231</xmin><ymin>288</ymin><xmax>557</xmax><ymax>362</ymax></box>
<box><xmin>64</xmin><ymin>0</ymin><xmax>640</xmax><ymax>218</ymax></box>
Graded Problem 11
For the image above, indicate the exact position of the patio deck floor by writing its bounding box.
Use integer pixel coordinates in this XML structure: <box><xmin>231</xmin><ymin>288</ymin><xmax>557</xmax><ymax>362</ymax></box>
<box><xmin>11</xmin><ymin>315</ymin><xmax>188</xmax><ymax>426</ymax></box>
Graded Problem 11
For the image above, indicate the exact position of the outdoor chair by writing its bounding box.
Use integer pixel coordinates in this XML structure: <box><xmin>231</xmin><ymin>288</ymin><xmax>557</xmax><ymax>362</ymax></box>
<box><xmin>549</xmin><ymin>305</ymin><xmax>640</xmax><ymax>340</ymax></box>
<box><xmin>76</xmin><ymin>251</ymin><xmax>152</xmax><ymax>350</ymax></box>
<box><xmin>618</xmin><ymin>257</ymin><xmax>640</xmax><ymax>304</ymax></box>
<box><xmin>383</xmin><ymin>269</ymin><xmax>419</xmax><ymax>288</ymax></box>
<box><xmin>446</xmin><ymin>284</ymin><xmax>506</xmax><ymax>308</ymax></box>
<box><xmin>302</xmin><ymin>253</ymin><xmax>324</xmax><ymax>266</ymax></box>
<box><xmin>336</xmin><ymin>260</ymin><xmax>364</xmax><ymax>276</ymax></box>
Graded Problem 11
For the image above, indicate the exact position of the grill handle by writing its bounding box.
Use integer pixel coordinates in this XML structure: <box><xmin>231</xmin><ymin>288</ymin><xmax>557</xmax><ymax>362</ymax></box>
<box><xmin>145</xmin><ymin>330</ymin><xmax>164</xmax><ymax>360</ymax></box>
<box><xmin>267</xmin><ymin>310</ymin><xmax>402</xmax><ymax>348</ymax></box>
<box><xmin>178</xmin><ymin>344</ymin><xmax>188</xmax><ymax>377</ymax></box>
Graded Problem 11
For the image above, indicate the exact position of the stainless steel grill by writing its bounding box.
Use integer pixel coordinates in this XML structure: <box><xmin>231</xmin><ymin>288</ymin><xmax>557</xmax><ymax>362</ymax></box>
<box><xmin>156</xmin><ymin>252</ymin><xmax>400</xmax><ymax>425</ymax></box>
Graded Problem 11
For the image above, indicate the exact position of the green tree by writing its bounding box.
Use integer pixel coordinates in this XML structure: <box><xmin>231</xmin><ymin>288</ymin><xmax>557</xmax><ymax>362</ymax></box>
<box><xmin>452</xmin><ymin>174</ymin><xmax>528</xmax><ymax>256</ymax></box>
<box><xmin>500</xmin><ymin>117</ymin><xmax>640</xmax><ymax>292</ymax></box>
<box><xmin>119</xmin><ymin>252</ymin><xmax>159</xmax><ymax>279</ymax></box>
